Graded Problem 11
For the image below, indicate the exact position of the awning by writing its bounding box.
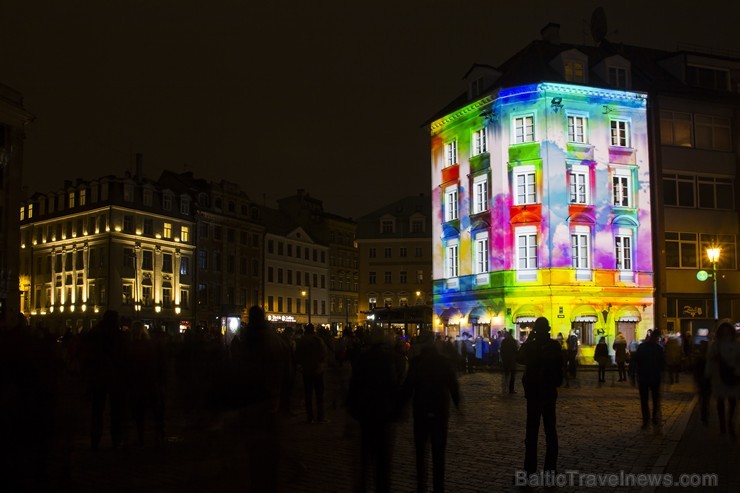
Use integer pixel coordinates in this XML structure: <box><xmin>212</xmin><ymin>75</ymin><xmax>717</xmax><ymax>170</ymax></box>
<box><xmin>516</xmin><ymin>316</ymin><xmax>537</xmax><ymax>323</ymax></box>
<box><xmin>574</xmin><ymin>315</ymin><xmax>598</xmax><ymax>322</ymax></box>
<box><xmin>618</xmin><ymin>316</ymin><xmax>640</xmax><ymax>322</ymax></box>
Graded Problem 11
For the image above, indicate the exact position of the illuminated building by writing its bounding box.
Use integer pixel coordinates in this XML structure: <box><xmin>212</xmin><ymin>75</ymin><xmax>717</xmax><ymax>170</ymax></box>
<box><xmin>0</xmin><ymin>82</ymin><xmax>33</xmax><ymax>328</ymax></box>
<box><xmin>277</xmin><ymin>190</ymin><xmax>358</xmax><ymax>332</ymax></box>
<box><xmin>429</xmin><ymin>28</ymin><xmax>655</xmax><ymax>353</ymax></box>
<box><xmin>356</xmin><ymin>194</ymin><xmax>433</xmax><ymax>333</ymax></box>
<box><xmin>261</xmin><ymin>206</ymin><xmax>329</xmax><ymax>329</ymax></box>
<box><xmin>19</xmin><ymin>163</ymin><xmax>196</xmax><ymax>333</ymax></box>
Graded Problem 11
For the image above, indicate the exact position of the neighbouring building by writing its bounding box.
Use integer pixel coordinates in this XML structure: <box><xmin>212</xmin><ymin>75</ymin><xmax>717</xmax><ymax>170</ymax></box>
<box><xmin>20</xmin><ymin>165</ymin><xmax>196</xmax><ymax>334</ymax></box>
<box><xmin>277</xmin><ymin>190</ymin><xmax>358</xmax><ymax>332</ymax></box>
<box><xmin>0</xmin><ymin>82</ymin><xmax>33</xmax><ymax>329</ymax></box>
<box><xmin>429</xmin><ymin>23</ymin><xmax>657</xmax><ymax>356</ymax></box>
<box><xmin>356</xmin><ymin>194</ymin><xmax>433</xmax><ymax>334</ymax></box>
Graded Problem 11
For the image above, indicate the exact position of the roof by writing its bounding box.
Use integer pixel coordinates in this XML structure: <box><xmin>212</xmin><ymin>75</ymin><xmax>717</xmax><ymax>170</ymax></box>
<box><xmin>356</xmin><ymin>194</ymin><xmax>431</xmax><ymax>239</ymax></box>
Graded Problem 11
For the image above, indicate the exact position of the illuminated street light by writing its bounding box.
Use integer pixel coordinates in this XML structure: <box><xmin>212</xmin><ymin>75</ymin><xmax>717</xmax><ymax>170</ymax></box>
<box><xmin>707</xmin><ymin>247</ymin><xmax>721</xmax><ymax>320</ymax></box>
<box><xmin>301</xmin><ymin>287</ymin><xmax>312</xmax><ymax>324</ymax></box>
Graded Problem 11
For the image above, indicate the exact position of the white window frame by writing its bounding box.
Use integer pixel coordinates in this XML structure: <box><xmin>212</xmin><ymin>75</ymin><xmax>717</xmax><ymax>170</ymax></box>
<box><xmin>472</xmin><ymin>127</ymin><xmax>488</xmax><ymax>156</ymax></box>
<box><xmin>180</xmin><ymin>197</ymin><xmax>190</xmax><ymax>215</ymax></box>
<box><xmin>612</xmin><ymin>168</ymin><xmax>633</xmax><ymax>208</ymax></box>
<box><xmin>514</xmin><ymin>165</ymin><xmax>537</xmax><ymax>205</ymax></box>
<box><xmin>516</xmin><ymin>225</ymin><xmax>538</xmax><ymax>281</ymax></box>
<box><xmin>567</xmin><ymin>115</ymin><xmax>588</xmax><ymax>143</ymax></box>
<box><xmin>615</xmin><ymin>228</ymin><xmax>634</xmax><ymax>281</ymax></box>
<box><xmin>610</xmin><ymin>119</ymin><xmax>630</xmax><ymax>147</ymax></box>
<box><xmin>473</xmin><ymin>174</ymin><xmax>488</xmax><ymax>214</ymax></box>
<box><xmin>445</xmin><ymin>185</ymin><xmax>459</xmax><ymax>222</ymax></box>
<box><xmin>569</xmin><ymin>164</ymin><xmax>589</xmax><ymax>204</ymax></box>
<box><xmin>474</xmin><ymin>231</ymin><xmax>489</xmax><ymax>275</ymax></box>
<box><xmin>444</xmin><ymin>140</ymin><xmax>458</xmax><ymax>167</ymax></box>
<box><xmin>445</xmin><ymin>239</ymin><xmax>459</xmax><ymax>279</ymax></box>
<box><xmin>513</xmin><ymin>115</ymin><xmax>535</xmax><ymax>144</ymax></box>
<box><xmin>571</xmin><ymin>225</ymin><xmax>591</xmax><ymax>280</ymax></box>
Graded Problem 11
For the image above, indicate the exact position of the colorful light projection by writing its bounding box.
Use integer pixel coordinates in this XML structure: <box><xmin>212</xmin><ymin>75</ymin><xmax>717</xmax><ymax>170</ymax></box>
<box><xmin>431</xmin><ymin>82</ymin><xmax>653</xmax><ymax>346</ymax></box>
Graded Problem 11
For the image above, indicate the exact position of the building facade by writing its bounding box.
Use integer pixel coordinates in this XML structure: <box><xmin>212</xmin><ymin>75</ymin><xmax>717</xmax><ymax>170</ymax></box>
<box><xmin>356</xmin><ymin>194</ymin><xmax>433</xmax><ymax>333</ymax></box>
<box><xmin>20</xmin><ymin>171</ymin><xmax>196</xmax><ymax>333</ymax></box>
<box><xmin>0</xmin><ymin>82</ymin><xmax>33</xmax><ymax>329</ymax></box>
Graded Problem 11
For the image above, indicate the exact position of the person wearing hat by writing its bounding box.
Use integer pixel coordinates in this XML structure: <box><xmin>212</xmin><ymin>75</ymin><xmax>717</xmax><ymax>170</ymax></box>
<box><xmin>516</xmin><ymin>316</ymin><xmax>564</xmax><ymax>475</ymax></box>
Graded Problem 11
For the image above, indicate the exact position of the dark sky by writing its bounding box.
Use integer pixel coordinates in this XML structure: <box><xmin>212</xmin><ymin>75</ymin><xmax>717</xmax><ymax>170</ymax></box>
<box><xmin>1</xmin><ymin>0</ymin><xmax>738</xmax><ymax>219</ymax></box>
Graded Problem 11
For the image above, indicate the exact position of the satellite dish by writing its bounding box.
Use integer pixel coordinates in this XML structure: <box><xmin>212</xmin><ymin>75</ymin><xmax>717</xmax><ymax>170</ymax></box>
<box><xmin>591</xmin><ymin>7</ymin><xmax>608</xmax><ymax>45</ymax></box>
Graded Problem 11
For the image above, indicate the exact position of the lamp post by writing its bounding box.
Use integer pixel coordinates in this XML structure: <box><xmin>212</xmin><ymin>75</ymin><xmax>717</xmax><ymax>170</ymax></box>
<box><xmin>301</xmin><ymin>287</ymin><xmax>312</xmax><ymax>325</ymax></box>
<box><xmin>707</xmin><ymin>247</ymin><xmax>721</xmax><ymax>320</ymax></box>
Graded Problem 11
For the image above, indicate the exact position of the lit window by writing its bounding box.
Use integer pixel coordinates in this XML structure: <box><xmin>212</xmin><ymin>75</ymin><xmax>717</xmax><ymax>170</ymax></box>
<box><xmin>474</xmin><ymin>232</ymin><xmax>489</xmax><ymax>274</ymax></box>
<box><xmin>446</xmin><ymin>240</ymin><xmax>459</xmax><ymax>278</ymax></box>
<box><xmin>565</xmin><ymin>61</ymin><xmax>584</xmax><ymax>82</ymax></box>
<box><xmin>445</xmin><ymin>185</ymin><xmax>458</xmax><ymax>221</ymax></box>
<box><xmin>181</xmin><ymin>226</ymin><xmax>190</xmax><ymax>242</ymax></box>
<box><xmin>567</xmin><ymin>115</ymin><xmax>587</xmax><ymax>143</ymax></box>
<box><xmin>28</xmin><ymin>204</ymin><xmax>33</xmax><ymax>219</ymax></box>
<box><xmin>163</xmin><ymin>222</ymin><xmax>172</xmax><ymax>239</ymax></box>
<box><xmin>472</xmin><ymin>128</ymin><xmax>487</xmax><ymax>155</ymax></box>
<box><xmin>79</xmin><ymin>190</ymin><xmax>86</xmax><ymax>206</ymax></box>
<box><xmin>68</xmin><ymin>192</ymin><xmax>75</xmax><ymax>208</ymax></box>
<box><xmin>514</xmin><ymin>166</ymin><xmax>537</xmax><ymax>205</ymax></box>
<box><xmin>514</xmin><ymin>115</ymin><xmax>535</xmax><ymax>143</ymax></box>
<box><xmin>610</xmin><ymin>120</ymin><xmax>630</xmax><ymax>147</ymax></box>
<box><xmin>660</xmin><ymin>111</ymin><xmax>693</xmax><ymax>148</ymax></box>
<box><xmin>20</xmin><ymin>206</ymin><xmax>24</xmax><ymax>221</ymax></box>
<box><xmin>473</xmin><ymin>175</ymin><xmax>488</xmax><ymax>214</ymax></box>
<box><xmin>569</xmin><ymin>165</ymin><xmax>589</xmax><ymax>204</ymax></box>
<box><xmin>444</xmin><ymin>140</ymin><xmax>458</xmax><ymax>167</ymax></box>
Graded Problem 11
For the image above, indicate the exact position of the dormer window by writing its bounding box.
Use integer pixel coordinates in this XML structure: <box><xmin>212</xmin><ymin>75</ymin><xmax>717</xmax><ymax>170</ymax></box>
<box><xmin>608</xmin><ymin>66</ymin><xmax>628</xmax><ymax>89</ymax></box>
<box><xmin>470</xmin><ymin>76</ymin><xmax>484</xmax><ymax>98</ymax></box>
<box><xmin>565</xmin><ymin>60</ymin><xmax>585</xmax><ymax>83</ymax></box>
<box><xmin>687</xmin><ymin>65</ymin><xmax>730</xmax><ymax>91</ymax></box>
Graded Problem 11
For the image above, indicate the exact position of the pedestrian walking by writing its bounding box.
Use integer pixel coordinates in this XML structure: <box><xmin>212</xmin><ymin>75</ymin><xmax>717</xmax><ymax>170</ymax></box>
<box><xmin>594</xmin><ymin>336</ymin><xmax>609</xmax><ymax>383</ymax></box>
<box><xmin>566</xmin><ymin>330</ymin><xmax>579</xmax><ymax>379</ymax></box>
<box><xmin>294</xmin><ymin>323</ymin><xmax>329</xmax><ymax>424</ymax></box>
<box><xmin>500</xmin><ymin>329</ymin><xmax>519</xmax><ymax>394</ymax></box>
<box><xmin>403</xmin><ymin>332</ymin><xmax>460</xmax><ymax>493</ymax></box>
<box><xmin>665</xmin><ymin>334</ymin><xmax>682</xmax><ymax>384</ymax></box>
<box><xmin>613</xmin><ymin>332</ymin><xmax>628</xmax><ymax>381</ymax></box>
<box><xmin>633</xmin><ymin>329</ymin><xmax>665</xmax><ymax>430</ymax></box>
<box><xmin>705</xmin><ymin>320</ymin><xmax>740</xmax><ymax>438</ymax></box>
<box><xmin>516</xmin><ymin>317</ymin><xmax>563</xmax><ymax>475</ymax></box>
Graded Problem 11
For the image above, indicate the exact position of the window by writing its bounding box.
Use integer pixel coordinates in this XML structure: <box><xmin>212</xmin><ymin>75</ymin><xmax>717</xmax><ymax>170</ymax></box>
<box><xmin>513</xmin><ymin>115</ymin><xmax>534</xmax><ymax>143</ymax></box>
<box><xmin>369</xmin><ymin>272</ymin><xmax>376</xmax><ymax>284</ymax></box>
<box><xmin>400</xmin><ymin>271</ymin><xmax>408</xmax><ymax>283</ymax></box>
<box><xmin>400</xmin><ymin>247</ymin><xmax>407</xmax><ymax>258</ymax></box>
<box><xmin>163</xmin><ymin>284</ymin><xmax>172</xmax><ymax>308</ymax></box>
<box><xmin>470</xmin><ymin>76</ymin><xmax>484</xmax><ymax>98</ymax></box>
<box><xmin>514</xmin><ymin>166</ymin><xmax>537</xmax><ymax>205</ymax></box>
<box><xmin>123</xmin><ymin>184</ymin><xmax>134</xmax><ymax>202</ymax></box>
<box><xmin>445</xmin><ymin>239</ymin><xmax>459</xmax><ymax>278</ymax></box>
<box><xmin>180</xmin><ymin>198</ymin><xmax>190</xmax><ymax>215</ymax></box>
<box><xmin>181</xmin><ymin>226</ymin><xmax>190</xmax><ymax>242</ymax></box>
<box><xmin>564</xmin><ymin>61</ymin><xmax>584</xmax><ymax>82</ymax></box>
<box><xmin>142</xmin><ymin>250</ymin><xmax>153</xmax><ymax>270</ymax></box>
<box><xmin>123</xmin><ymin>215</ymin><xmax>134</xmax><ymax>233</ymax></box>
<box><xmin>698</xmin><ymin>176</ymin><xmax>734</xmax><ymax>209</ymax></box>
<box><xmin>695</xmin><ymin>115</ymin><xmax>731</xmax><ymax>151</ymax></box>
<box><xmin>516</xmin><ymin>226</ymin><xmax>538</xmax><ymax>280</ymax></box>
<box><xmin>569</xmin><ymin>165</ymin><xmax>589</xmax><ymax>204</ymax></box>
<box><xmin>160</xmin><ymin>253</ymin><xmax>171</xmax><ymax>273</ymax></box>
<box><xmin>567</xmin><ymin>115</ymin><xmax>587</xmax><ymax>143</ymax></box>
<box><xmin>610</xmin><ymin>120</ymin><xmax>630</xmax><ymax>147</ymax></box>
<box><xmin>198</xmin><ymin>250</ymin><xmax>208</xmax><ymax>269</ymax></box>
<box><xmin>68</xmin><ymin>192</ymin><xmax>75</xmax><ymax>208</ymax></box>
<box><xmin>415</xmin><ymin>247</ymin><xmax>423</xmax><ymax>258</ymax></box>
<box><xmin>608</xmin><ymin>66</ymin><xmax>628</xmax><ymax>88</ymax></box>
<box><xmin>381</xmin><ymin>220</ymin><xmax>394</xmax><ymax>233</ymax></box>
<box><xmin>180</xmin><ymin>256</ymin><xmax>190</xmax><ymax>276</ymax></box>
<box><xmin>369</xmin><ymin>247</ymin><xmax>376</xmax><ymax>258</ymax></box>
<box><xmin>79</xmin><ymin>190</ymin><xmax>86</xmax><ymax>206</ymax></box>
<box><xmin>19</xmin><ymin>206</ymin><xmax>24</xmax><ymax>221</ymax></box>
<box><xmin>122</xmin><ymin>283</ymin><xmax>133</xmax><ymax>305</ymax></box>
<box><xmin>445</xmin><ymin>185</ymin><xmax>458</xmax><ymax>221</ymax></box>
<box><xmin>660</xmin><ymin>111</ymin><xmax>692</xmax><ymax>147</ymax></box>
<box><xmin>444</xmin><ymin>140</ymin><xmax>458</xmax><ymax>167</ymax></box>
<box><xmin>384</xmin><ymin>247</ymin><xmax>392</xmax><ymax>258</ymax></box>
<box><xmin>615</xmin><ymin>232</ymin><xmax>633</xmax><ymax>271</ymax></box>
<box><xmin>663</xmin><ymin>174</ymin><xmax>695</xmax><ymax>207</ymax></box>
<box><xmin>143</xmin><ymin>189</ymin><xmax>153</xmax><ymax>206</ymax></box>
<box><xmin>163</xmin><ymin>222</ymin><xmax>172</xmax><ymax>239</ymax></box>
<box><xmin>163</xmin><ymin>194</ymin><xmax>172</xmax><ymax>210</ymax></box>
<box><xmin>474</xmin><ymin>232</ymin><xmax>489</xmax><ymax>274</ymax></box>
<box><xmin>213</xmin><ymin>251</ymin><xmax>222</xmax><ymax>271</ymax></box>
<box><xmin>472</xmin><ymin>128</ymin><xmax>487</xmax><ymax>155</ymax></box>
<box><xmin>665</xmin><ymin>232</ymin><xmax>698</xmax><ymax>268</ymax></box>
<box><xmin>277</xmin><ymin>241</ymin><xmax>283</xmax><ymax>255</ymax></box>
<box><xmin>416</xmin><ymin>270</ymin><xmax>424</xmax><ymax>283</ymax></box>
<box><xmin>384</xmin><ymin>272</ymin><xmax>391</xmax><ymax>283</ymax></box>
<box><xmin>571</xmin><ymin>226</ymin><xmax>591</xmax><ymax>270</ymax></box>
<box><xmin>277</xmin><ymin>267</ymin><xmax>283</xmax><ymax>283</ymax></box>
<box><xmin>411</xmin><ymin>220</ymin><xmax>424</xmax><ymax>233</ymax></box>
<box><xmin>143</xmin><ymin>218</ymin><xmax>154</xmax><ymax>236</ymax></box>
<box><xmin>181</xmin><ymin>288</ymin><xmax>189</xmax><ymax>308</ymax></box>
<box><xmin>612</xmin><ymin>169</ymin><xmax>632</xmax><ymax>208</ymax></box>
<box><xmin>687</xmin><ymin>65</ymin><xmax>730</xmax><ymax>91</ymax></box>
<box><xmin>473</xmin><ymin>175</ymin><xmax>488</xmax><ymax>214</ymax></box>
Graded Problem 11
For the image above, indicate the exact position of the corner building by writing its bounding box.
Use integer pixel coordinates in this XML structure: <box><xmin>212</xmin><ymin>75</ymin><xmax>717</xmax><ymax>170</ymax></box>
<box><xmin>431</xmin><ymin>80</ymin><xmax>653</xmax><ymax>356</ymax></box>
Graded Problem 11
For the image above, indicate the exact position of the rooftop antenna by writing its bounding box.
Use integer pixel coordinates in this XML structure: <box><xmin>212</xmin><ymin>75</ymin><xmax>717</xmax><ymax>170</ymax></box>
<box><xmin>590</xmin><ymin>7</ymin><xmax>608</xmax><ymax>46</ymax></box>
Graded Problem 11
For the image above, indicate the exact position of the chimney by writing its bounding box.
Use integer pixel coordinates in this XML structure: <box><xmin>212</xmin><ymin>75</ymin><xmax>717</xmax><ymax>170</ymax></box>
<box><xmin>540</xmin><ymin>22</ymin><xmax>561</xmax><ymax>45</ymax></box>
<box><xmin>135</xmin><ymin>153</ymin><xmax>143</xmax><ymax>182</ymax></box>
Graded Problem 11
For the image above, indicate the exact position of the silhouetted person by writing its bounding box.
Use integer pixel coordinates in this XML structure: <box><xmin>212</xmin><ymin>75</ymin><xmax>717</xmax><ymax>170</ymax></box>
<box><xmin>85</xmin><ymin>310</ymin><xmax>128</xmax><ymax>450</ymax></box>
<box><xmin>594</xmin><ymin>336</ymin><xmax>609</xmax><ymax>383</ymax></box>
<box><xmin>403</xmin><ymin>333</ymin><xmax>460</xmax><ymax>493</ymax></box>
<box><xmin>613</xmin><ymin>332</ymin><xmax>628</xmax><ymax>382</ymax></box>
<box><xmin>347</xmin><ymin>330</ymin><xmax>405</xmax><ymax>493</ymax></box>
<box><xmin>517</xmin><ymin>317</ymin><xmax>563</xmax><ymax>474</ymax></box>
<box><xmin>566</xmin><ymin>331</ymin><xmax>579</xmax><ymax>379</ymax></box>
<box><xmin>705</xmin><ymin>320</ymin><xmax>740</xmax><ymax>437</ymax></box>
<box><xmin>665</xmin><ymin>335</ymin><xmax>682</xmax><ymax>384</ymax></box>
<box><xmin>295</xmin><ymin>323</ymin><xmax>329</xmax><ymax>423</ymax></box>
<box><xmin>128</xmin><ymin>321</ymin><xmax>165</xmax><ymax>445</ymax></box>
<box><xmin>233</xmin><ymin>306</ymin><xmax>293</xmax><ymax>492</ymax></box>
<box><xmin>634</xmin><ymin>329</ymin><xmax>665</xmax><ymax>430</ymax></box>
<box><xmin>500</xmin><ymin>329</ymin><xmax>519</xmax><ymax>394</ymax></box>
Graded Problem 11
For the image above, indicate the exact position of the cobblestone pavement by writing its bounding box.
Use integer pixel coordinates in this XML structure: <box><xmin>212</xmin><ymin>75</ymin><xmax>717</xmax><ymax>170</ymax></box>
<box><xmin>40</xmin><ymin>365</ymin><xmax>711</xmax><ymax>493</ymax></box>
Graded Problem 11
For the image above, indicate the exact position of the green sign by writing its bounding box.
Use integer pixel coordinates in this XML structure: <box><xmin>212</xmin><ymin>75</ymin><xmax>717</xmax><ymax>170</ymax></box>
<box><xmin>696</xmin><ymin>270</ymin><xmax>709</xmax><ymax>281</ymax></box>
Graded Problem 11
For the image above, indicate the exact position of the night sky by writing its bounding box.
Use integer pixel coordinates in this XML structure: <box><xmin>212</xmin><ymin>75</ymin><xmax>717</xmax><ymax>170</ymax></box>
<box><xmin>1</xmin><ymin>0</ymin><xmax>738</xmax><ymax>219</ymax></box>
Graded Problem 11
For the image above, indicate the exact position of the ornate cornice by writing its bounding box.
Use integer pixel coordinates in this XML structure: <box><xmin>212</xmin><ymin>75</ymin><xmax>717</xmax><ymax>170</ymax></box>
<box><xmin>430</xmin><ymin>96</ymin><xmax>493</xmax><ymax>134</ymax></box>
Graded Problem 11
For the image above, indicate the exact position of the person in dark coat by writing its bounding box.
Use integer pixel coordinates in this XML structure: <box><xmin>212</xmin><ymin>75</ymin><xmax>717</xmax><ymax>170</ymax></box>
<box><xmin>500</xmin><ymin>329</ymin><xmax>519</xmax><ymax>394</ymax></box>
<box><xmin>613</xmin><ymin>332</ymin><xmax>628</xmax><ymax>382</ymax></box>
<box><xmin>84</xmin><ymin>310</ymin><xmax>128</xmax><ymax>450</ymax></box>
<box><xmin>516</xmin><ymin>317</ymin><xmax>563</xmax><ymax>474</ymax></box>
<box><xmin>294</xmin><ymin>323</ymin><xmax>329</xmax><ymax>423</ymax></box>
<box><xmin>347</xmin><ymin>330</ymin><xmax>406</xmax><ymax>493</ymax></box>
<box><xmin>403</xmin><ymin>333</ymin><xmax>460</xmax><ymax>493</ymax></box>
<box><xmin>594</xmin><ymin>336</ymin><xmax>609</xmax><ymax>383</ymax></box>
<box><xmin>566</xmin><ymin>331</ymin><xmax>579</xmax><ymax>379</ymax></box>
<box><xmin>633</xmin><ymin>329</ymin><xmax>665</xmax><ymax>429</ymax></box>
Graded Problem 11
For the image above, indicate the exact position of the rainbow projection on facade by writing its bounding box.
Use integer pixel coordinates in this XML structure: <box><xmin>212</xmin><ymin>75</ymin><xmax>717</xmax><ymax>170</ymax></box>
<box><xmin>430</xmin><ymin>82</ymin><xmax>653</xmax><ymax>355</ymax></box>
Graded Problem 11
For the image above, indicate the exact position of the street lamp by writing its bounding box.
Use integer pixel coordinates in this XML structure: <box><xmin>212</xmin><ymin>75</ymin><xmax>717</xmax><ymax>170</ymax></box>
<box><xmin>301</xmin><ymin>287</ymin><xmax>312</xmax><ymax>324</ymax></box>
<box><xmin>707</xmin><ymin>247</ymin><xmax>721</xmax><ymax>320</ymax></box>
